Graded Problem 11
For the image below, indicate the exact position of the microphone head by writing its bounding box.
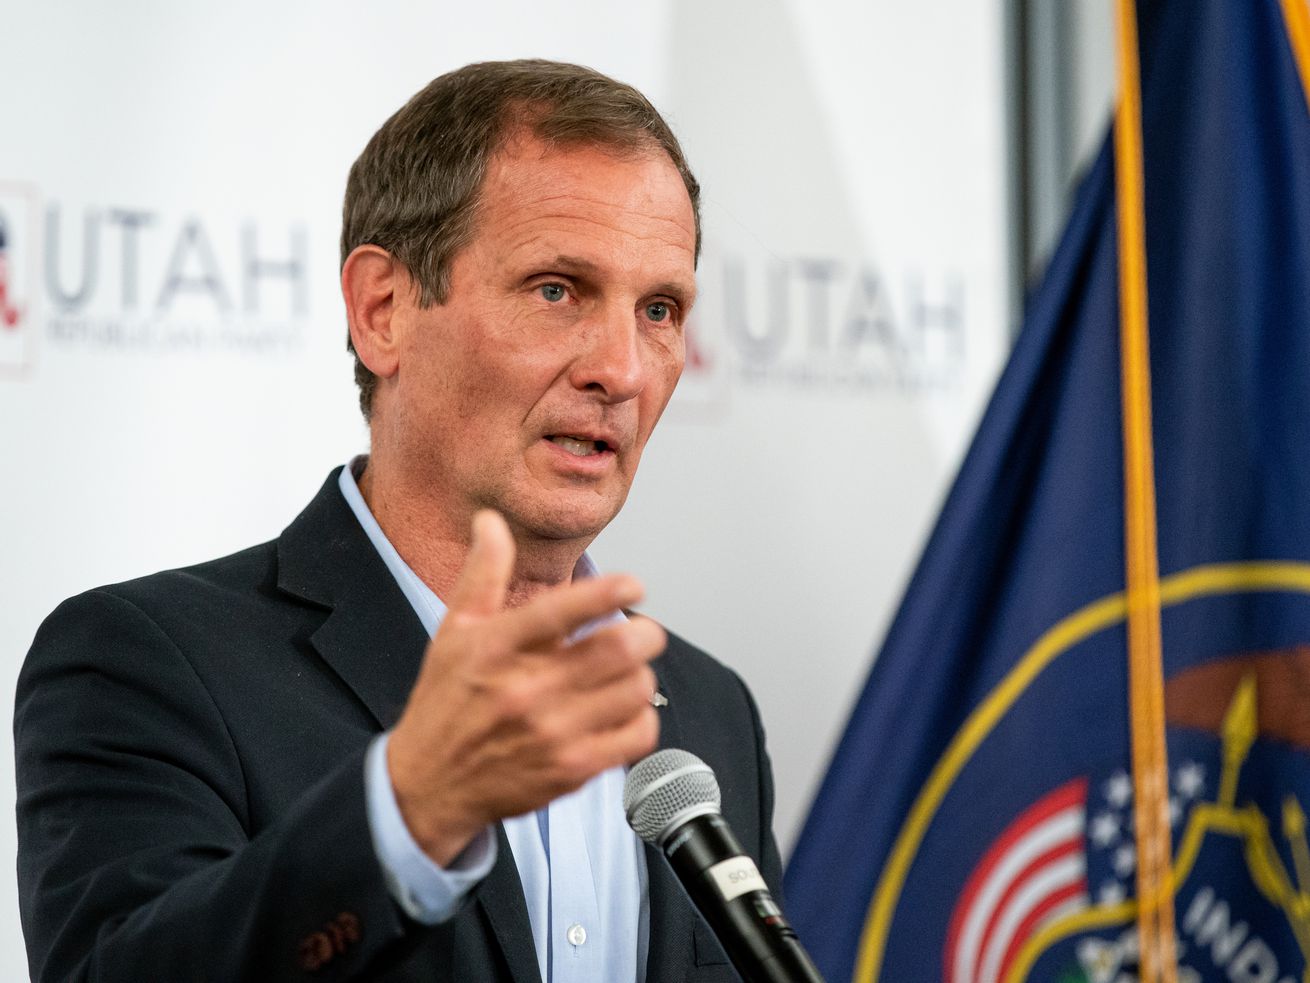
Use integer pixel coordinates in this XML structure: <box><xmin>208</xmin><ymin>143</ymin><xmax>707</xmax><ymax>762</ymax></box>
<box><xmin>624</xmin><ymin>749</ymin><xmax>722</xmax><ymax>845</ymax></box>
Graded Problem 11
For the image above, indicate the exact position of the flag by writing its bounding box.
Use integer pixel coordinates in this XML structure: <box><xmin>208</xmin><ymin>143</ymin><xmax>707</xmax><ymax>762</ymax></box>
<box><xmin>784</xmin><ymin>2</ymin><xmax>1310</xmax><ymax>981</ymax></box>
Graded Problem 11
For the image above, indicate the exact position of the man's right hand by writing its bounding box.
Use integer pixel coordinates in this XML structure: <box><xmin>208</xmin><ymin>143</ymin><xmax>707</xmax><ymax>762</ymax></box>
<box><xmin>385</xmin><ymin>510</ymin><xmax>664</xmax><ymax>866</ymax></box>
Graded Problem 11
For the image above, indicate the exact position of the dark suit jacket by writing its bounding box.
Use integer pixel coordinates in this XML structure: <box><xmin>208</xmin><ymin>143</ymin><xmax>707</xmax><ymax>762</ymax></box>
<box><xmin>15</xmin><ymin>470</ymin><xmax>782</xmax><ymax>983</ymax></box>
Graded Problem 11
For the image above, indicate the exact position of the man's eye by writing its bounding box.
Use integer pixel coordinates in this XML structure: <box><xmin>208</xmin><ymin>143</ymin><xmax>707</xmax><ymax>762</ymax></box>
<box><xmin>540</xmin><ymin>283</ymin><xmax>566</xmax><ymax>303</ymax></box>
<box><xmin>645</xmin><ymin>302</ymin><xmax>670</xmax><ymax>323</ymax></box>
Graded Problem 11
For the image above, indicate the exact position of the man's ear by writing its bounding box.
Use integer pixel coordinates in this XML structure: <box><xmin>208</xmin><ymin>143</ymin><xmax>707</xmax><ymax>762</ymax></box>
<box><xmin>342</xmin><ymin>245</ymin><xmax>404</xmax><ymax>381</ymax></box>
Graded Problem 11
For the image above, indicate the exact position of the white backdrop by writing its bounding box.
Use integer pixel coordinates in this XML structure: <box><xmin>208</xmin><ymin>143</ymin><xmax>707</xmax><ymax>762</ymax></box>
<box><xmin>0</xmin><ymin>2</ymin><xmax>1009</xmax><ymax>977</ymax></box>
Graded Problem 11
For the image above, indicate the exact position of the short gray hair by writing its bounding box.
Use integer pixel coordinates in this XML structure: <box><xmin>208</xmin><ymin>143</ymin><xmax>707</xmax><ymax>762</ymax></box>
<box><xmin>340</xmin><ymin>59</ymin><xmax>701</xmax><ymax>420</ymax></box>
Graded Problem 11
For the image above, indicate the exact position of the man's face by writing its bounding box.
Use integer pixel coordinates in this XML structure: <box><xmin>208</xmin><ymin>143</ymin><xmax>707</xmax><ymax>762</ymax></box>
<box><xmin>387</xmin><ymin>134</ymin><xmax>697</xmax><ymax>544</ymax></box>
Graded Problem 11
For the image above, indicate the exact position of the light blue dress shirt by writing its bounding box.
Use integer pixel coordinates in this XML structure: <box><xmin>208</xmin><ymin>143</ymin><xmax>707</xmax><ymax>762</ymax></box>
<box><xmin>338</xmin><ymin>461</ymin><xmax>649</xmax><ymax>982</ymax></box>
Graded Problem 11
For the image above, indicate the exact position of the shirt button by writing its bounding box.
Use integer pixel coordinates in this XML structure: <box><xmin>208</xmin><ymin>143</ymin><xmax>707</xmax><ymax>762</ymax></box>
<box><xmin>566</xmin><ymin>923</ymin><xmax>587</xmax><ymax>947</ymax></box>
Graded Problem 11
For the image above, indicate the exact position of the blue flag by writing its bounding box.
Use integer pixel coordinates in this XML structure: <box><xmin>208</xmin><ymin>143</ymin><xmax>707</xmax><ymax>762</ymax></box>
<box><xmin>784</xmin><ymin>2</ymin><xmax>1310</xmax><ymax>981</ymax></box>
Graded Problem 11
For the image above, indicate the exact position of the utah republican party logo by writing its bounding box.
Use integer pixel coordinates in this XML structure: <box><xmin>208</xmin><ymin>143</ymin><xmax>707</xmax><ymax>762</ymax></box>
<box><xmin>0</xmin><ymin>180</ymin><xmax>310</xmax><ymax>374</ymax></box>
<box><xmin>0</xmin><ymin>182</ymin><xmax>36</xmax><ymax>373</ymax></box>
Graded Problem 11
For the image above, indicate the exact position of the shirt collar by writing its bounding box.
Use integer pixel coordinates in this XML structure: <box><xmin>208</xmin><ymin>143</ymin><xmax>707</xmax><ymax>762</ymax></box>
<box><xmin>337</xmin><ymin>455</ymin><xmax>621</xmax><ymax>638</ymax></box>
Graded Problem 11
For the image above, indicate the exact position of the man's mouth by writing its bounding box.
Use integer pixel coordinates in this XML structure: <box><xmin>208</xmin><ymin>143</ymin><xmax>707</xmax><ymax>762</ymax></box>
<box><xmin>546</xmin><ymin>435</ymin><xmax>611</xmax><ymax>458</ymax></box>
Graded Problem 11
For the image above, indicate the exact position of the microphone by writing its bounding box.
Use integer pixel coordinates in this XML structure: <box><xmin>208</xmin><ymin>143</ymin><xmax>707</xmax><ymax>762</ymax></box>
<box><xmin>624</xmin><ymin>749</ymin><xmax>825</xmax><ymax>983</ymax></box>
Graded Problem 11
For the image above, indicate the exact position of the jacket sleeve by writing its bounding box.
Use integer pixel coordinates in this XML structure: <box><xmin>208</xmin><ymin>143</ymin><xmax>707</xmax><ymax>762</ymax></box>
<box><xmin>14</xmin><ymin>588</ymin><xmax>425</xmax><ymax>983</ymax></box>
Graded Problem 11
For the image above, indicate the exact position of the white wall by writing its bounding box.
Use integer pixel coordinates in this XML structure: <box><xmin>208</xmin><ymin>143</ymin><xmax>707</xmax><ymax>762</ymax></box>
<box><xmin>0</xmin><ymin>2</ymin><xmax>1009</xmax><ymax>977</ymax></box>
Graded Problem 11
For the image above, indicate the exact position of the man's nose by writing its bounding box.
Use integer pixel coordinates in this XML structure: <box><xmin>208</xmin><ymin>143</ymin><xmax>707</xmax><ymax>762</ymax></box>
<box><xmin>569</xmin><ymin>305</ymin><xmax>645</xmax><ymax>401</ymax></box>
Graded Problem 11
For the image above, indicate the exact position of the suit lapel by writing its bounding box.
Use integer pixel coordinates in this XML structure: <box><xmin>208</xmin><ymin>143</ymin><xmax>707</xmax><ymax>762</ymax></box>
<box><xmin>277</xmin><ymin>472</ymin><xmax>696</xmax><ymax>983</ymax></box>
<box><xmin>276</xmin><ymin>468</ymin><xmax>427</xmax><ymax>729</ymax></box>
<box><xmin>307</xmin><ymin>598</ymin><xmax>425</xmax><ymax>730</ymax></box>
<box><xmin>276</xmin><ymin>470</ymin><xmax>542</xmax><ymax>983</ymax></box>
<box><xmin>644</xmin><ymin>657</ymin><xmax>699</xmax><ymax>983</ymax></box>
<box><xmin>478</xmin><ymin>824</ymin><xmax>544</xmax><ymax>983</ymax></box>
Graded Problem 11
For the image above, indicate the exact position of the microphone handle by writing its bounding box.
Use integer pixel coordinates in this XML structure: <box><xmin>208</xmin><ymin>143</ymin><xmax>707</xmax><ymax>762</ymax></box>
<box><xmin>663</xmin><ymin>814</ymin><xmax>825</xmax><ymax>983</ymax></box>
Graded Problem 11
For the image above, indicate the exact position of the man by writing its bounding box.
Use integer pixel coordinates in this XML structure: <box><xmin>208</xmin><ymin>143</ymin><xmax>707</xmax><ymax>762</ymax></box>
<box><xmin>15</xmin><ymin>60</ymin><xmax>781</xmax><ymax>982</ymax></box>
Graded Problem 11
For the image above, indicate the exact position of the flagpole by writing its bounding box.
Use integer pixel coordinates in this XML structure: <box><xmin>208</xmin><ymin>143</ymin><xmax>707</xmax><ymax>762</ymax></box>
<box><xmin>1282</xmin><ymin>0</ymin><xmax>1310</xmax><ymax>110</ymax></box>
<box><xmin>1112</xmin><ymin>1</ymin><xmax>1177</xmax><ymax>981</ymax></box>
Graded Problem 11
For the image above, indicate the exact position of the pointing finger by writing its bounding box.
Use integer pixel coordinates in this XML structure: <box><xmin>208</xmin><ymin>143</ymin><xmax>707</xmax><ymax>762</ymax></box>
<box><xmin>504</xmin><ymin>574</ymin><xmax>646</xmax><ymax>648</ymax></box>
<box><xmin>562</xmin><ymin>618</ymin><xmax>667</xmax><ymax>687</ymax></box>
<box><xmin>446</xmin><ymin>510</ymin><xmax>515</xmax><ymax>618</ymax></box>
